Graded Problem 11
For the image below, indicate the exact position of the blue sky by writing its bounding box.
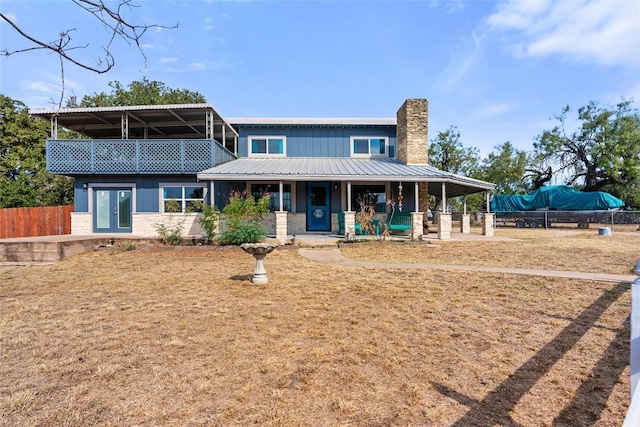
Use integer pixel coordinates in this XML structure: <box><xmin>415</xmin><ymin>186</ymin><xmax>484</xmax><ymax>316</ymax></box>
<box><xmin>1</xmin><ymin>0</ymin><xmax>639</xmax><ymax>156</ymax></box>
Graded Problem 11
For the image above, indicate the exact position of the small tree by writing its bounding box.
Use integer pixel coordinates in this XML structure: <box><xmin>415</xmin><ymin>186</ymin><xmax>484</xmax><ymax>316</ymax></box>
<box><xmin>218</xmin><ymin>191</ymin><xmax>270</xmax><ymax>245</ymax></box>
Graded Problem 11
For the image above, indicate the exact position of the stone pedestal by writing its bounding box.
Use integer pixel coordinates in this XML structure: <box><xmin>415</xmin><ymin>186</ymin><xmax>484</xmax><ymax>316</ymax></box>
<box><xmin>460</xmin><ymin>213</ymin><xmax>471</xmax><ymax>234</ymax></box>
<box><xmin>240</xmin><ymin>243</ymin><xmax>277</xmax><ymax>285</ymax></box>
<box><xmin>438</xmin><ymin>213</ymin><xmax>452</xmax><ymax>240</ymax></box>
<box><xmin>275</xmin><ymin>211</ymin><xmax>288</xmax><ymax>245</ymax></box>
<box><xmin>411</xmin><ymin>212</ymin><xmax>424</xmax><ymax>241</ymax></box>
<box><xmin>482</xmin><ymin>213</ymin><xmax>495</xmax><ymax>237</ymax></box>
<box><xmin>343</xmin><ymin>211</ymin><xmax>356</xmax><ymax>239</ymax></box>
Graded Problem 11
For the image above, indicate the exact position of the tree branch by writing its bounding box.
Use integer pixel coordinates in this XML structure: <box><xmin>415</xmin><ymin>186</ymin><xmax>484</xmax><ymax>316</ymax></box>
<box><xmin>1</xmin><ymin>1</ymin><xmax>177</xmax><ymax>108</ymax></box>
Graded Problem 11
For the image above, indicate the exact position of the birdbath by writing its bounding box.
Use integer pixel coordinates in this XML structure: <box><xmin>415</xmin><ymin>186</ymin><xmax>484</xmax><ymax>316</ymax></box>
<box><xmin>240</xmin><ymin>243</ymin><xmax>278</xmax><ymax>285</ymax></box>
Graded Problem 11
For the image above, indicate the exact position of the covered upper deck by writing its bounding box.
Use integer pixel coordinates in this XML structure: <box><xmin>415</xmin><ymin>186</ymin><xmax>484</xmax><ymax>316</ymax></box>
<box><xmin>31</xmin><ymin>103</ymin><xmax>239</xmax><ymax>154</ymax></box>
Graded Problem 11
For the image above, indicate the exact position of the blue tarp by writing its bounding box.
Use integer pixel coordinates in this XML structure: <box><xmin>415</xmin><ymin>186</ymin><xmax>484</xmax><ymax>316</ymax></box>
<box><xmin>490</xmin><ymin>186</ymin><xmax>625</xmax><ymax>212</ymax></box>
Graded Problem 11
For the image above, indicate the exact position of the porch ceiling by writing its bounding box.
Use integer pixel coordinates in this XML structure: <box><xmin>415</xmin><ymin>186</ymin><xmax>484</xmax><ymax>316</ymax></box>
<box><xmin>197</xmin><ymin>158</ymin><xmax>495</xmax><ymax>197</ymax></box>
<box><xmin>31</xmin><ymin>104</ymin><xmax>238</xmax><ymax>142</ymax></box>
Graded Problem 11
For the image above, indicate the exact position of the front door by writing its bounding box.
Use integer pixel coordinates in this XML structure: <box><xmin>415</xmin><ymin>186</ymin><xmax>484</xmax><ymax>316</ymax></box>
<box><xmin>94</xmin><ymin>188</ymin><xmax>132</xmax><ymax>233</ymax></box>
<box><xmin>307</xmin><ymin>182</ymin><xmax>330</xmax><ymax>231</ymax></box>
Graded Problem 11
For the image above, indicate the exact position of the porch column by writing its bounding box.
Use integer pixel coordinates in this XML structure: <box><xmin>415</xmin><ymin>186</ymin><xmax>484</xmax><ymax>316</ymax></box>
<box><xmin>347</xmin><ymin>181</ymin><xmax>352</xmax><ymax>211</ymax></box>
<box><xmin>275</xmin><ymin>211</ymin><xmax>288</xmax><ymax>245</ymax></box>
<box><xmin>438</xmin><ymin>213</ymin><xmax>452</xmax><ymax>240</ymax></box>
<box><xmin>441</xmin><ymin>182</ymin><xmax>447</xmax><ymax>211</ymax></box>
<box><xmin>51</xmin><ymin>116</ymin><xmax>58</xmax><ymax>139</ymax></box>
<box><xmin>343</xmin><ymin>210</ymin><xmax>356</xmax><ymax>239</ymax></box>
<box><xmin>461</xmin><ymin>214</ymin><xmax>471</xmax><ymax>233</ymax></box>
<box><xmin>274</xmin><ymin>180</ymin><xmax>287</xmax><ymax>245</ymax></box>
<box><xmin>414</xmin><ymin>182</ymin><xmax>419</xmax><ymax>213</ymax></box>
<box><xmin>222</xmin><ymin>123</ymin><xmax>226</xmax><ymax>148</ymax></box>
<box><xmin>482</xmin><ymin>192</ymin><xmax>494</xmax><ymax>236</ymax></box>
<box><xmin>461</xmin><ymin>196</ymin><xmax>470</xmax><ymax>233</ymax></box>
<box><xmin>482</xmin><ymin>213</ymin><xmax>495</xmax><ymax>237</ymax></box>
<box><xmin>411</xmin><ymin>212</ymin><xmax>424</xmax><ymax>241</ymax></box>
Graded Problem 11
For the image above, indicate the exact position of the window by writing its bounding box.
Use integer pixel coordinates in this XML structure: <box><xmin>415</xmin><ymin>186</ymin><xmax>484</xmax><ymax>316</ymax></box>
<box><xmin>249</xmin><ymin>136</ymin><xmax>286</xmax><ymax>157</ymax></box>
<box><xmin>251</xmin><ymin>184</ymin><xmax>291</xmax><ymax>211</ymax></box>
<box><xmin>352</xmin><ymin>185</ymin><xmax>387</xmax><ymax>213</ymax></box>
<box><xmin>162</xmin><ymin>185</ymin><xmax>205</xmax><ymax>213</ymax></box>
<box><xmin>350</xmin><ymin>137</ymin><xmax>389</xmax><ymax>157</ymax></box>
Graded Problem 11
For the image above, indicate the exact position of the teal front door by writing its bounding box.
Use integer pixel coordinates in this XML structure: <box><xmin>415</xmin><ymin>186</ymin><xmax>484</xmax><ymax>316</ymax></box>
<box><xmin>94</xmin><ymin>188</ymin><xmax>132</xmax><ymax>233</ymax></box>
<box><xmin>307</xmin><ymin>182</ymin><xmax>330</xmax><ymax>231</ymax></box>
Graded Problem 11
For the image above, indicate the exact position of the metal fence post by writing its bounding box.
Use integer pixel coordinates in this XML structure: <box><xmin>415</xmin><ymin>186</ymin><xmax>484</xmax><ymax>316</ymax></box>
<box><xmin>625</xmin><ymin>261</ymin><xmax>640</xmax><ymax>426</ymax></box>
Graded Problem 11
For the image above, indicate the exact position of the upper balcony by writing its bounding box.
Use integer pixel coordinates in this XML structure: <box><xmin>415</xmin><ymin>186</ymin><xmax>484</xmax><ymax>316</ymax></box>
<box><xmin>32</xmin><ymin>104</ymin><xmax>239</xmax><ymax>175</ymax></box>
<box><xmin>46</xmin><ymin>138</ymin><xmax>236</xmax><ymax>174</ymax></box>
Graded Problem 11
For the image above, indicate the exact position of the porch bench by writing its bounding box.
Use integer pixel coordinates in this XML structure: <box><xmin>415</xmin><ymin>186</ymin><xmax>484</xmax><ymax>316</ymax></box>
<box><xmin>387</xmin><ymin>212</ymin><xmax>412</xmax><ymax>232</ymax></box>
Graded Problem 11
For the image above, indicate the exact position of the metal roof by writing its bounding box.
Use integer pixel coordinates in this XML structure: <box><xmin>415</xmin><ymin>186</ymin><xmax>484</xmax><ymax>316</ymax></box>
<box><xmin>227</xmin><ymin>117</ymin><xmax>397</xmax><ymax>126</ymax></box>
<box><xmin>197</xmin><ymin>158</ymin><xmax>495</xmax><ymax>197</ymax></box>
<box><xmin>30</xmin><ymin>103</ymin><xmax>238</xmax><ymax>142</ymax></box>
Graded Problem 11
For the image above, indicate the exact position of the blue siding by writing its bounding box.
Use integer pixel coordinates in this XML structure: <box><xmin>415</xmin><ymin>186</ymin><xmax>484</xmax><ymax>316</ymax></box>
<box><xmin>236</xmin><ymin>125</ymin><xmax>396</xmax><ymax>158</ymax></box>
<box><xmin>72</xmin><ymin>174</ymin><xmax>203</xmax><ymax>213</ymax></box>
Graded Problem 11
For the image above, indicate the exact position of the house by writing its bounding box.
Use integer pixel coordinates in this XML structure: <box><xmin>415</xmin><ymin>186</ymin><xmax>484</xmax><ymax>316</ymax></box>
<box><xmin>34</xmin><ymin>98</ymin><xmax>496</xmax><ymax>242</ymax></box>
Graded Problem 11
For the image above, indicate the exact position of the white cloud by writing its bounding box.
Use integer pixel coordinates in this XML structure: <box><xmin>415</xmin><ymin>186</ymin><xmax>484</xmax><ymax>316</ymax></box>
<box><xmin>22</xmin><ymin>80</ymin><xmax>59</xmax><ymax>95</ymax></box>
<box><xmin>158</xmin><ymin>57</ymin><xmax>179</xmax><ymax>64</ymax></box>
<box><xmin>475</xmin><ymin>102</ymin><xmax>516</xmax><ymax>118</ymax></box>
<box><xmin>163</xmin><ymin>59</ymin><xmax>243</xmax><ymax>73</ymax></box>
<box><xmin>486</xmin><ymin>0</ymin><xmax>640</xmax><ymax>67</ymax></box>
<box><xmin>435</xmin><ymin>31</ymin><xmax>484</xmax><ymax>91</ymax></box>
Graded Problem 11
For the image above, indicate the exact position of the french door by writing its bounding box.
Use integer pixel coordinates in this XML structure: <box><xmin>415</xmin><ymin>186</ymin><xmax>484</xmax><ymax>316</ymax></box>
<box><xmin>94</xmin><ymin>188</ymin><xmax>132</xmax><ymax>233</ymax></box>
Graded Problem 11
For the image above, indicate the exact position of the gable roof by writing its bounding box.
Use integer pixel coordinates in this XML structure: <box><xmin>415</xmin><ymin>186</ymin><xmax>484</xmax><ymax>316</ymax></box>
<box><xmin>198</xmin><ymin>158</ymin><xmax>495</xmax><ymax>197</ymax></box>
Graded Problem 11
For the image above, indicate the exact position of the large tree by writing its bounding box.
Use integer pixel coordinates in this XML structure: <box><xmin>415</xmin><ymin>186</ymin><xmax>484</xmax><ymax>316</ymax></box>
<box><xmin>429</xmin><ymin>125</ymin><xmax>480</xmax><ymax>176</ymax></box>
<box><xmin>476</xmin><ymin>141</ymin><xmax>529</xmax><ymax>195</ymax></box>
<box><xmin>428</xmin><ymin>126</ymin><xmax>481</xmax><ymax>212</ymax></box>
<box><xmin>76</xmin><ymin>78</ymin><xmax>206</xmax><ymax>106</ymax></box>
<box><xmin>534</xmin><ymin>100</ymin><xmax>640</xmax><ymax>208</ymax></box>
<box><xmin>0</xmin><ymin>95</ymin><xmax>73</xmax><ymax>208</ymax></box>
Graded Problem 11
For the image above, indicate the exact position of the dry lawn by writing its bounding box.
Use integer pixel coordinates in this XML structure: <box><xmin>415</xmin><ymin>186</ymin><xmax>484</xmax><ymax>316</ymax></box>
<box><xmin>344</xmin><ymin>227</ymin><xmax>640</xmax><ymax>275</ymax></box>
<box><xmin>0</xmin><ymin>231</ymin><xmax>634</xmax><ymax>426</ymax></box>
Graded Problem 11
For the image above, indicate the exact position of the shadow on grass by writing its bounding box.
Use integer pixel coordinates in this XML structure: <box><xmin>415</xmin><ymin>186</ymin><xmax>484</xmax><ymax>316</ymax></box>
<box><xmin>229</xmin><ymin>274</ymin><xmax>253</xmax><ymax>281</ymax></box>
<box><xmin>432</xmin><ymin>281</ymin><xmax>630</xmax><ymax>426</ymax></box>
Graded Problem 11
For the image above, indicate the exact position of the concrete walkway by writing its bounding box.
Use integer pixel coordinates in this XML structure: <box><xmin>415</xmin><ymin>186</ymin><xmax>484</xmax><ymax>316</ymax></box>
<box><xmin>298</xmin><ymin>248</ymin><xmax>638</xmax><ymax>284</ymax></box>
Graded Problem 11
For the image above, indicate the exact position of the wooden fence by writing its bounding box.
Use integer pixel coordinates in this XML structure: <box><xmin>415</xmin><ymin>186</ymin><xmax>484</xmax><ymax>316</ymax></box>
<box><xmin>0</xmin><ymin>205</ymin><xmax>74</xmax><ymax>238</ymax></box>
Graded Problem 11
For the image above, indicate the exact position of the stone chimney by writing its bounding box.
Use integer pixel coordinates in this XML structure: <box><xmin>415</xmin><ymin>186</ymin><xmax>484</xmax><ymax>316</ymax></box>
<box><xmin>396</xmin><ymin>98</ymin><xmax>428</xmax><ymax>165</ymax></box>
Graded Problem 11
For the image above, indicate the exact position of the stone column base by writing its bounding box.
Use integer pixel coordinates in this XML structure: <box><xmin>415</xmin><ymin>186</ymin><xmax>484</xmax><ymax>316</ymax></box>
<box><xmin>411</xmin><ymin>212</ymin><xmax>424</xmax><ymax>241</ymax></box>
<box><xmin>343</xmin><ymin>211</ymin><xmax>356</xmax><ymax>240</ymax></box>
<box><xmin>438</xmin><ymin>213</ymin><xmax>452</xmax><ymax>240</ymax></box>
<box><xmin>482</xmin><ymin>213</ymin><xmax>495</xmax><ymax>237</ymax></box>
<box><xmin>460</xmin><ymin>213</ymin><xmax>470</xmax><ymax>234</ymax></box>
<box><xmin>275</xmin><ymin>211</ymin><xmax>288</xmax><ymax>245</ymax></box>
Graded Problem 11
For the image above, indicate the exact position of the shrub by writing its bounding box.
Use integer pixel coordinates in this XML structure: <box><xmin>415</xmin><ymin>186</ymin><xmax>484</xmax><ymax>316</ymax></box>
<box><xmin>218</xmin><ymin>191</ymin><xmax>270</xmax><ymax>245</ymax></box>
<box><xmin>198</xmin><ymin>203</ymin><xmax>220</xmax><ymax>243</ymax></box>
<box><xmin>154</xmin><ymin>219</ymin><xmax>185</xmax><ymax>246</ymax></box>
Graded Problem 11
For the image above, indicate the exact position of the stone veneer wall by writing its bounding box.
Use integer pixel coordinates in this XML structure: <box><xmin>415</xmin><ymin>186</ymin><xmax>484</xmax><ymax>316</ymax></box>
<box><xmin>396</xmin><ymin>98</ymin><xmax>429</xmax><ymax>165</ymax></box>
<box><xmin>132</xmin><ymin>213</ymin><xmax>205</xmax><ymax>237</ymax></box>
<box><xmin>71</xmin><ymin>212</ymin><xmax>205</xmax><ymax>237</ymax></box>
